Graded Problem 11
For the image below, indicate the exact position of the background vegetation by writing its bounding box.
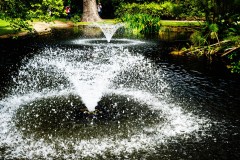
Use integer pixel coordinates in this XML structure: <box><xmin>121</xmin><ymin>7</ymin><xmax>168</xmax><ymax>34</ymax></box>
<box><xmin>114</xmin><ymin>1</ymin><xmax>240</xmax><ymax>73</ymax></box>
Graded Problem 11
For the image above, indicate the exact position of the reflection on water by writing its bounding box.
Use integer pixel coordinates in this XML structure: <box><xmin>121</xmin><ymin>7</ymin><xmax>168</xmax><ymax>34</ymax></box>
<box><xmin>0</xmin><ymin>27</ymin><xmax>240</xmax><ymax>159</ymax></box>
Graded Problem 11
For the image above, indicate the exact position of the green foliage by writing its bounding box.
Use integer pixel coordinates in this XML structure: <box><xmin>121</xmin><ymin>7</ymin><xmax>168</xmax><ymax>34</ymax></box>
<box><xmin>0</xmin><ymin>0</ymin><xmax>32</xmax><ymax>32</ymax></box>
<box><xmin>230</xmin><ymin>60</ymin><xmax>240</xmax><ymax>73</ymax></box>
<box><xmin>0</xmin><ymin>0</ymin><xmax>64</xmax><ymax>32</ymax></box>
<box><xmin>1</xmin><ymin>0</ymin><xmax>30</xmax><ymax>20</ymax></box>
<box><xmin>208</xmin><ymin>23</ymin><xmax>220</xmax><ymax>44</ymax></box>
<box><xmin>115</xmin><ymin>2</ymin><xmax>179</xmax><ymax>20</ymax></box>
<box><xmin>71</xmin><ymin>14</ymin><xmax>81</xmax><ymax>24</ymax></box>
<box><xmin>226</xmin><ymin>28</ymin><xmax>240</xmax><ymax>41</ymax></box>
<box><xmin>190</xmin><ymin>31</ymin><xmax>206</xmax><ymax>47</ymax></box>
<box><xmin>176</xmin><ymin>0</ymin><xmax>204</xmax><ymax>20</ymax></box>
<box><xmin>0</xmin><ymin>19</ymin><xmax>15</xmax><ymax>35</ymax></box>
<box><xmin>8</xmin><ymin>18</ymin><xmax>33</xmax><ymax>33</ymax></box>
<box><xmin>226</xmin><ymin>35</ymin><xmax>240</xmax><ymax>74</ymax></box>
<box><xmin>228</xmin><ymin>53</ymin><xmax>240</xmax><ymax>73</ymax></box>
<box><xmin>119</xmin><ymin>13</ymin><xmax>161</xmax><ymax>34</ymax></box>
<box><xmin>160</xmin><ymin>1</ymin><xmax>175</xmax><ymax>18</ymax></box>
<box><xmin>29</xmin><ymin>0</ymin><xmax>64</xmax><ymax>20</ymax></box>
<box><xmin>190</xmin><ymin>23</ymin><xmax>221</xmax><ymax>46</ymax></box>
<box><xmin>209</xmin><ymin>23</ymin><xmax>218</xmax><ymax>33</ymax></box>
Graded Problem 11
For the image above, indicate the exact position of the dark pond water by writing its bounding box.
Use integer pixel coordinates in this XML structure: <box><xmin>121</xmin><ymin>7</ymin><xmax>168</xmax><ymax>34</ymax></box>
<box><xmin>0</xmin><ymin>27</ymin><xmax>240</xmax><ymax>159</ymax></box>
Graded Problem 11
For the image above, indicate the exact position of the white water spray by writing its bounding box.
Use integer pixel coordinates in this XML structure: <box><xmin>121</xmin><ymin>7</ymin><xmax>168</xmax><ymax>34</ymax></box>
<box><xmin>0</xmin><ymin>38</ymin><xmax>212</xmax><ymax>159</ymax></box>
<box><xmin>93</xmin><ymin>23</ymin><xmax>124</xmax><ymax>42</ymax></box>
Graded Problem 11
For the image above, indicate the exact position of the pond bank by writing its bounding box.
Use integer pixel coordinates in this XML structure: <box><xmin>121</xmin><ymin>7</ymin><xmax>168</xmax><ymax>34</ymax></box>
<box><xmin>0</xmin><ymin>20</ymin><xmax>203</xmax><ymax>39</ymax></box>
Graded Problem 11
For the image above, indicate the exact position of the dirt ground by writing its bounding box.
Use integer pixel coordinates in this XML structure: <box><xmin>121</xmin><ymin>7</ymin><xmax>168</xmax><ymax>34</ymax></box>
<box><xmin>32</xmin><ymin>20</ymin><xmax>73</xmax><ymax>32</ymax></box>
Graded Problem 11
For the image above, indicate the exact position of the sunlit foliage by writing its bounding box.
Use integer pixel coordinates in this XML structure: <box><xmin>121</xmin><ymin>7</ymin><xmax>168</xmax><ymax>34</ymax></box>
<box><xmin>115</xmin><ymin>2</ymin><xmax>179</xmax><ymax>20</ymax></box>
<box><xmin>0</xmin><ymin>0</ymin><xmax>64</xmax><ymax>32</ymax></box>
<box><xmin>29</xmin><ymin>0</ymin><xmax>64</xmax><ymax>20</ymax></box>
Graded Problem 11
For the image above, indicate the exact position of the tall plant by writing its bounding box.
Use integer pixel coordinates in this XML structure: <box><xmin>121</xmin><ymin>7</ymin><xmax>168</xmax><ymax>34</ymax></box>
<box><xmin>120</xmin><ymin>13</ymin><xmax>161</xmax><ymax>34</ymax></box>
<box><xmin>190</xmin><ymin>31</ymin><xmax>206</xmax><ymax>47</ymax></box>
<box><xmin>209</xmin><ymin>23</ymin><xmax>220</xmax><ymax>45</ymax></box>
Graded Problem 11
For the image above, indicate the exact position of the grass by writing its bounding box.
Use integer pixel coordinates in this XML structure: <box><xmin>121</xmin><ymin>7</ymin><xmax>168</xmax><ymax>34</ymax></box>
<box><xmin>74</xmin><ymin>19</ymin><xmax>118</xmax><ymax>26</ymax></box>
<box><xmin>0</xmin><ymin>19</ymin><xmax>15</xmax><ymax>35</ymax></box>
<box><xmin>53</xmin><ymin>18</ymin><xmax>93</xmax><ymax>25</ymax></box>
<box><xmin>160</xmin><ymin>20</ymin><xmax>205</xmax><ymax>27</ymax></box>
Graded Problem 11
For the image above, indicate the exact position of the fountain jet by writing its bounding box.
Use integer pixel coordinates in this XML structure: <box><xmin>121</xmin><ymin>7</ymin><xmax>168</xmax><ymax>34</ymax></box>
<box><xmin>94</xmin><ymin>23</ymin><xmax>124</xmax><ymax>42</ymax></box>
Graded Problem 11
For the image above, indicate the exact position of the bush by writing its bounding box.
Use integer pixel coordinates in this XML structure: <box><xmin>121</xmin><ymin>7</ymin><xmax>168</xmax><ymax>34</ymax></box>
<box><xmin>115</xmin><ymin>2</ymin><xmax>179</xmax><ymax>20</ymax></box>
<box><xmin>29</xmin><ymin>0</ymin><xmax>64</xmax><ymax>20</ymax></box>
<box><xmin>71</xmin><ymin>14</ymin><xmax>81</xmax><ymax>23</ymax></box>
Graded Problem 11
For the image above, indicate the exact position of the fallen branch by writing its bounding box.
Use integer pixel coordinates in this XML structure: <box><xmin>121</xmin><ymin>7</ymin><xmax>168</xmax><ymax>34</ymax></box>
<box><xmin>183</xmin><ymin>40</ymin><xmax>231</xmax><ymax>55</ymax></box>
<box><xmin>221</xmin><ymin>46</ymin><xmax>240</xmax><ymax>57</ymax></box>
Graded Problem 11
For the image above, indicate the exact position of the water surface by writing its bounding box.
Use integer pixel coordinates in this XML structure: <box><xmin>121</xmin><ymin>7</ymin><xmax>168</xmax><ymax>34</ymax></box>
<box><xmin>0</xmin><ymin>27</ymin><xmax>239</xmax><ymax>159</ymax></box>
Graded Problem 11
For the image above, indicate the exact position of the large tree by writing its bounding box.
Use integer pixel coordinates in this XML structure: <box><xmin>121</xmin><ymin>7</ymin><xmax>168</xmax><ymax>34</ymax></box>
<box><xmin>81</xmin><ymin>0</ymin><xmax>102</xmax><ymax>22</ymax></box>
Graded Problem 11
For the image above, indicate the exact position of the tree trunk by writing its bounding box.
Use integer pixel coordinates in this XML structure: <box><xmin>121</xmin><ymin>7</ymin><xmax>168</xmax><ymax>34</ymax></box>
<box><xmin>81</xmin><ymin>0</ymin><xmax>102</xmax><ymax>22</ymax></box>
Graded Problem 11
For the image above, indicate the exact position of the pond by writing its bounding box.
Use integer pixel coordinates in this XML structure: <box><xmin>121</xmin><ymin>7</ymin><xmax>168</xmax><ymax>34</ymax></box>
<box><xmin>0</xmin><ymin>26</ymin><xmax>240</xmax><ymax>159</ymax></box>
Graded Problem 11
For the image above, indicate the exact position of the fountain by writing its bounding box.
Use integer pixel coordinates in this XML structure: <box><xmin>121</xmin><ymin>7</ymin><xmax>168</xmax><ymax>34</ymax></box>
<box><xmin>93</xmin><ymin>23</ymin><xmax>124</xmax><ymax>42</ymax></box>
<box><xmin>0</xmin><ymin>24</ymin><xmax>239</xmax><ymax>159</ymax></box>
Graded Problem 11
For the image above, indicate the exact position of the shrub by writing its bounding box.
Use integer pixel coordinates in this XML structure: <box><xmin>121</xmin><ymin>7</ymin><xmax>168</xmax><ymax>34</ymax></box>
<box><xmin>29</xmin><ymin>0</ymin><xmax>64</xmax><ymax>20</ymax></box>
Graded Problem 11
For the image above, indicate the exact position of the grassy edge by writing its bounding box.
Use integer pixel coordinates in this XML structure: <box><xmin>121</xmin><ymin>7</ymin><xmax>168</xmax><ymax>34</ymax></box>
<box><xmin>74</xmin><ymin>19</ymin><xmax>118</xmax><ymax>26</ymax></box>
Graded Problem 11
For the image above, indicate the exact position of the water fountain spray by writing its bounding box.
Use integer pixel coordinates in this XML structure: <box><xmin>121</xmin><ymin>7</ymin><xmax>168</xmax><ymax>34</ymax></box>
<box><xmin>0</xmin><ymin>24</ymin><xmax>214</xmax><ymax>159</ymax></box>
<box><xmin>93</xmin><ymin>23</ymin><xmax>124</xmax><ymax>42</ymax></box>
